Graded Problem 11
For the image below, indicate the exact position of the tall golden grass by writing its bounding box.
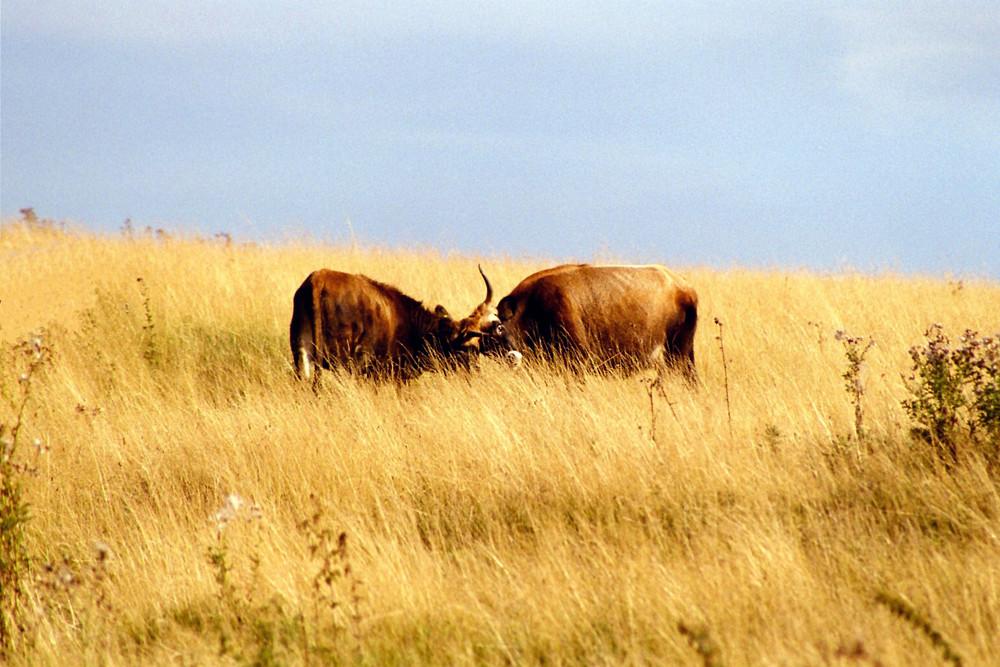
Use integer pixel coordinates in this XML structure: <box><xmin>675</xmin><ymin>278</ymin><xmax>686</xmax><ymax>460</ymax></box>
<box><xmin>2</xmin><ymin>217</ymin><xmax>999</xmax><ymax>665</ymax></box>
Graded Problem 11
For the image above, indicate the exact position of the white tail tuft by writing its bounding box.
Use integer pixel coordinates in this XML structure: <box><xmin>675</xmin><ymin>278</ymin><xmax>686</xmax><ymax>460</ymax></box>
<box><xmin>299</xmin><ymin>348</ymin><xmax>313</xmax><ymax>380</ymax></box>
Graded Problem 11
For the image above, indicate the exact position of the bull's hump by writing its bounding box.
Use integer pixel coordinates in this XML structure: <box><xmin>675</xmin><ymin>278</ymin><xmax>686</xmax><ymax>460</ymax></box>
<box><xmin>592</xmin><ymin>264</ymin><xmax>691</xmax><ymax>287</ymax></box>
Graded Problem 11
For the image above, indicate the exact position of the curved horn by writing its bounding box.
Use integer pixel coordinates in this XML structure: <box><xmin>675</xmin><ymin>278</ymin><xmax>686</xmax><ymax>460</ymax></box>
<box><xmin>478</xmin><ymin>264</ymin><xmax>493</xmax><ymax>306</ymax></box>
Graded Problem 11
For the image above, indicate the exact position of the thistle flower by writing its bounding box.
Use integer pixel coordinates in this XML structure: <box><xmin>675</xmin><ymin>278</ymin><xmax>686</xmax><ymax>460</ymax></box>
<box><xmin>247</xmin><ymin>502</ymin><xmax>264</xmax><ymax>521</ymax></box>
<box><xmin>211</xmin><ymin>494</ymin><xmax>244</xmax><ymax>531</ymax></box>
<box><xmin>93</xmin><ymin>540</ymin><xmax>114</xmax><ymax>563</ymax></box>
<box><xmin>1</xmin><ymin>427</ymin><xmax>13</xmax><ymax>460</ymax></box>
<box><xmin>57</xmin><ymin>567</ymin><xmax>75</xmax><ymax>588</ymax></box>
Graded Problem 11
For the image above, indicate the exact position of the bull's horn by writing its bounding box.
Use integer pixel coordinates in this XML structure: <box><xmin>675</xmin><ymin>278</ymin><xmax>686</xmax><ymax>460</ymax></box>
<box><xmin>478</xmin><ymin>264</ymin><xmax>493</xmax><ymax>305</ymax></box>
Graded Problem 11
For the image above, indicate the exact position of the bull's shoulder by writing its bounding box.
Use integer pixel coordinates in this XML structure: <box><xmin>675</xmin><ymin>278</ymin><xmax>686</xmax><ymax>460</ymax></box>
<box><xmin>596</xmin><ymin>264</ymin><xmax>694</xmax><ymax>291</ymax></box>
<box><xmin>505</xmin><ymin>263</ymin><xmax>696</xmax><ymax>305</ymax></box>
<box><xmin>581</xmin><ymin>263</ymin><xmax>678</xmax><ymax>279</ymax></box>
<box><xmin>646</xmin><ymin>264</ymin><xmax>695</xmax><ymax>291</ymax></box>
<box><xmin>306</xmin><ymin>268</ymin><xmax>368</xmax><ymax>290</ymax></box>
<box><xmin>635</xmin><ymin>266</ymin><xmax>698</xmax><ymax>312</ymax></box>
<box><xmin>533</xmin><ymin>264</ymin><xmax>681</xmax><ymax>289</ymax></box>
<box><xmin>308</xmin><ymin>269</ymin><xmax>411</xmax><ymax>299</ymax></box>
<box><xmin>516</xmin><ymin>264</ymin><xmax>588</xmax><ymax>286</ymax></box>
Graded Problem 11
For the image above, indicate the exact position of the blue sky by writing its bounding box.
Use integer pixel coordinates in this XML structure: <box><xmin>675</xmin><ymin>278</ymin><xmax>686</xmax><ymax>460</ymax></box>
<box><xmin>3</xmin><ymin>2</ymin><xmax>999</xmax><ymax>276</ymax></box>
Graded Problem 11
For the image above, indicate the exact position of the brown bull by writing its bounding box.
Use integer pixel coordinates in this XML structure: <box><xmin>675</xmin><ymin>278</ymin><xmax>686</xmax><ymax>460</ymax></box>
<box><xmin>290</xmin><ymin>267</ymin><xmax>497</xmax><ymax>382</ymax></box>
<box><xmin>487</xmin><ymin>264</ymin><xmax>698</xmax><ymax>377</ymax></box>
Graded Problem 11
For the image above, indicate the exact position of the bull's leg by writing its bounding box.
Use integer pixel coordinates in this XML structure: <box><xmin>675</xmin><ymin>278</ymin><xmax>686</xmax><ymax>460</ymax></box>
<box><xmin>557</xmin><ymin>315</ymin><xmax>592</xmax><ymax>373</ymax></box>
<box><xmin>670</xmin><ymin>336</ymin><xmax>699</xmax><ymax>386</ymax></box>
<box><xmin>684</xmin><ymin>349</ymin><xmax>698</xmax><ymax>384</ymax></box>
<box><xmin>661</xmin><ymin>347</ymin><xmax>698</xmax><ymax>385</ymax></box>
<box><xmin>664</xmin><ymin>303</ymin><xmax>698</xmax><ymax>385</ymax></box>
<box><xmin>310</xmin><ymin>349</ymin><xmax>322</xmax><ymax>391</ymax></box>
<box><xmin>651</xmin><ymin>341</ymin><xmax>699</xmax><ymax>386</ymax></box>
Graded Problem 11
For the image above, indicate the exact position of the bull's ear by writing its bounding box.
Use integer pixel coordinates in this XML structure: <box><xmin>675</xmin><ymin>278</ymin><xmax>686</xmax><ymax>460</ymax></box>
<box><xmin>434</xmin><ymin>305</ymin><xmax>451</xmax><ymax>319</ymax></box>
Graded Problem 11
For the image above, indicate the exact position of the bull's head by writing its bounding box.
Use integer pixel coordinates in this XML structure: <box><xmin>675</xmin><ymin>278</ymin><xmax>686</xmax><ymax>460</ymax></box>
<box><xmin>466</xmin><ymin>268</ymin><xmax>523</xmax><ymax>365</ymax></box>
<box><xmin>448</xmin><ymin>265</ymin><xmax>502</xmax><ymax>350</ymax></box>
<box><xmin>476</xmin><ymin>319</ymin><xmax>522</xmax><ymax>365</ymax></box>
<box><xmin>430</xmin><ymin>265</ymin><xmax>501</xmax><ymax>356</ymax></box>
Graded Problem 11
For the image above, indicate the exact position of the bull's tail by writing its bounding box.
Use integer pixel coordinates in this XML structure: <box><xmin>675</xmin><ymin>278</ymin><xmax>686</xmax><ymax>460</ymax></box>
<box><xmin>290</xmin><ymin>273</ymin><xmax>323</xmax><ymax>386</ymax></box>
<box><xmin>290</xmin><ymin>278</ymin><xmax>309</xmax><ymax>379</ymax></box>
<box><xmin>669</xmin><ymin>288</ymin><xmax>699</xmax><ymax>382</ymax></box>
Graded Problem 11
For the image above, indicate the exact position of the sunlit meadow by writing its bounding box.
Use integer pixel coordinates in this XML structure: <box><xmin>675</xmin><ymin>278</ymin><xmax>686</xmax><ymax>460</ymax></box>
<box><xmin>2</xmin><ymin>216</ymin><xmax>998</xmax><ymax>665</ymax></box>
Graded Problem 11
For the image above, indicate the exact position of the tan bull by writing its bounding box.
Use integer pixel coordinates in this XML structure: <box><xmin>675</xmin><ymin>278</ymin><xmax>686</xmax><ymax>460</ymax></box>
<box><xmin>290</xmin><ymin>267</ymin><xmax>497</xmax><ymax>383</ymax></box>
<box><xmin>486</xmin><ymin>264</ymin><xmax>698</xmax><ymax>377</ymax></box>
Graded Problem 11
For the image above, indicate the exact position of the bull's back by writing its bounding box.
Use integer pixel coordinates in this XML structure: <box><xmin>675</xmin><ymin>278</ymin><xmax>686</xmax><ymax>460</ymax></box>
<box><xmin>501</xmin><ymin>264</ymin><xmax>697</xmax><ymax>363</ymax></box>
<box><xmin>313</xmin><ymin>270</ymin><xmax>404</xmax><ymax>356</ymax></box>
<box><xmin>505</xmin><ymin>264</ymin><xmax>682</xmax><ymax>321</ymax></box>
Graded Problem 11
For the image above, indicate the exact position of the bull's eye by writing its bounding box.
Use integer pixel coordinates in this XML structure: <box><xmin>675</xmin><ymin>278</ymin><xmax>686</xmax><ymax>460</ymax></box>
<box><xmin>495</xmin><ymin>324</ymin><xmax>505</xmax><ymax>335</ymax></box>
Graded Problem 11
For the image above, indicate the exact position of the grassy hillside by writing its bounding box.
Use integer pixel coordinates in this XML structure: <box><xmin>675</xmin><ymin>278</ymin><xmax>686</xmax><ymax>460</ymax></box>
<box><xmin>2</xmin><ymin>217</ymin><xmax>998</xmax><ymax>665</ymax></box>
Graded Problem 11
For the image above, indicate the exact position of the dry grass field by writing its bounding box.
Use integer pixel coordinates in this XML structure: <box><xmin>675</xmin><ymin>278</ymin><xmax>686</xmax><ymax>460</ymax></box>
<box><xmin>2</xmin><ymin>216</ymin><xmax>999</xmax><ymax>665</ymax></box>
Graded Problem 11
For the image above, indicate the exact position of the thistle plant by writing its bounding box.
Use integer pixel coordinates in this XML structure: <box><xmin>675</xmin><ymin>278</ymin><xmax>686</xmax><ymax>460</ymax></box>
<box><xmin>34</xmin><ymin>541</ymin><xmax>116</xmax><ymax>654</ymax></box>
<box><xmin>1</xmin><ymin>331</ymin><xmax>52</xmax><ymax>651</ymax></box>
<box><xmin>297</xmin><ymin>495</ymin><xmax>363</xmax><ymax>662</ymax></box>
<box><xmin>135</xmin><ymin>277</ymin><xmax>161</xmax><ymax>367</ymax></box>
<box><xmin>876</xmin><ymin>592</ymin><xmax>962</xmax><ymax>666</ymax></box>
<box><xmin>714</xmin><ymin>318</ymin><xmax>733</xmax><ymax>439</ymax></box>
<box><xmin>835</xmin><ymin>330</ymin><xmax>875</xmax><ymax>443</ymax></box>
<box><xmin>903</xmin><ymin>324</ymin><xmax>1000</xmax><ymax>464</ymax></box>
<box><xmin>678</xmin><ymin>621</ymin><xmax>723</xmax><ymax>667</ymax></box>
<box><xmin>206</xmin><ymin>493</ymin><xmax>264</xmax><ymax>658</ymax></box>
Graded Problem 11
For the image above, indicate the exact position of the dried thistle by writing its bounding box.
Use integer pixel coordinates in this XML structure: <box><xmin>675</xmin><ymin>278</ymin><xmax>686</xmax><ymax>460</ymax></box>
<box><xmin>835</xmin><ymin>330</ymin><xmax>875</xmax><ymax>443</ymax></box>
<box><xmin>297</xmin><ymin>495</ymin><xmax>364</xmax><ymax>660</ymax></box>
<box><xmin>876</xmin><ymin>592</ymin><xmax>962</xmax><ymax>667</ymax></box>
<box><xmin>678</xmin><ymin>621</ymin><xmax>723</xmax><ymax>667</ymax></box>
<box><xmin>714</xmin><ymin>318</ymin><xmax>733</xmax><ymax>439</ymax></box>
<box><xmin>1</xmin><ymin>330</ymin><xmax>53</xmax><ymax>650</ymax></box>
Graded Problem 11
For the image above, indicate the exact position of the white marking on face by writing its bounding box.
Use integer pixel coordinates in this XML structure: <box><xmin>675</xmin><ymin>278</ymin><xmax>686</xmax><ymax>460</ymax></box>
<box><xmin>506</xmin><ymin>350</ymin><xmax>523</xmax><ymax>367</ymax></box>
